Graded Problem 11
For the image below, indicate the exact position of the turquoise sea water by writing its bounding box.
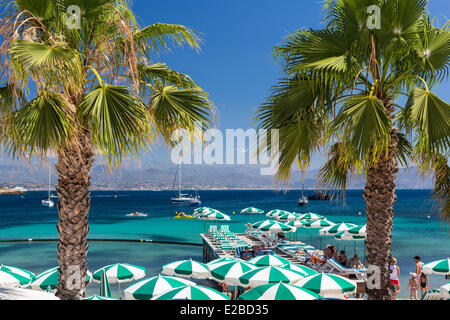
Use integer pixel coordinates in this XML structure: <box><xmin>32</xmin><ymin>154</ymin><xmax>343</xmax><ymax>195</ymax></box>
<box><xmin>0</xmin><ymin>189</ymin><xmax>448</xmax><ymax>299</ymax></box>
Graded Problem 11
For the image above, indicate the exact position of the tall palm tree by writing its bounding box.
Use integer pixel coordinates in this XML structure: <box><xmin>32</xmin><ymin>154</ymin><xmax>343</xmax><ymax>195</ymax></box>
<box><xmin>0</xmin><ymin>0</ymin><xmax>214</xmax><ymax>299</ymax></box>
<box><xmin>256</xmin><ymin>0</ymin><xmax>449</xmax><ymax>300</ymax></box>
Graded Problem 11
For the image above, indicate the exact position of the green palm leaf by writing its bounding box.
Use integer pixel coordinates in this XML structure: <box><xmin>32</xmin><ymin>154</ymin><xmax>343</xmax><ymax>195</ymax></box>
<box><xmin>79</xmin><ymin>85</ymin><xmax>152</xmax><ymax>165</ymax></box>
<box><xmin>138</xmin><ymin>62</ymin><xmax>198</xmax><ymax>90</ymax></box>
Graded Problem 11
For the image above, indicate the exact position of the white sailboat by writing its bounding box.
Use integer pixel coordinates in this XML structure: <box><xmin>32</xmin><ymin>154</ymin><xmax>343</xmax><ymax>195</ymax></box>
<box><xmin>297</xmin><ymin>173</ymin><xmax>308</xmax><ymax>206</ymax></box>
<box><xmin>170</xmin><ymin>163</ymin><xmax>200</xmax><ymax>204</ymax></box>
<box><xmin>41</xmin><ymin>168</ymin><xmax>54</xmax><ymax>207</ymax></box>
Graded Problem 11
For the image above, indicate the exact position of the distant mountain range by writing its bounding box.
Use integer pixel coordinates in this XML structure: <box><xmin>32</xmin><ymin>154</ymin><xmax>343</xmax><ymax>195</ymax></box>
<box><xmin>0</xmin><ymin>160</ymin><xmax>434</xmax><ymax>190</ymax></box>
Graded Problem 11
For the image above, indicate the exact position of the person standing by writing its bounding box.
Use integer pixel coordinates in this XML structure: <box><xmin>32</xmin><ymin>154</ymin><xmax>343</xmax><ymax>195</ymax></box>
<box><xmin>419</xmin><ymin>273</ymin><xmax>429</xmax><ymax>298</ymax></box>
<box><xmin>389</xmin><ymin>257</ymin><xmax>401</xmax><ymax>300</ymax></box>
<box><xmin>414</xmin><ymin>256</ymin><xmax>424</xmax><ymax>288</ymax></box>
<box><xmin>407</xmin><ymin>273</ymin><xmax>419</xmax><ymax>300</ymax></box>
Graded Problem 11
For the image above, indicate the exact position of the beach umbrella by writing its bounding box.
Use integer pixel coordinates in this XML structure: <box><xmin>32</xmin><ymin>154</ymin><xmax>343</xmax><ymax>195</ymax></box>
<box><xmin>241</xmin><ymin>207</ymin><xmax>264</xmax><ymax>214</ymax></box>
<box><xmin>279</xmin><ymin>263</ymin><xmax>318</xmax><ymax>277</ymax></box>
<box><xmin>247</xmin><ymin>255</ymin><xmax>291</xmax><ymax>267</ymax></box>
<box><xmin>152</xmin><ymin>285</ymin><xmax>230</xmax><ymax>300</ymax></box>
<box><xmin>197</xmin><ymin>211</ymin><xmax>231</xmax><ymax>221</ymax></box>
<box><xmin>325</xmin><ymin>222</ymin><xmax>357</xmax><ymax>235</ymax></box>
<box><xmin>162</xmin><ymin>259</ymin><xmax>209</xmax><ymax>279</ymax></box>
<box><xmin>208</xmin><ymin>260</ymin><xmax>258</xmax><ymax>285</ymax></box>
<box><xmin>319</xmin><ymin>226</ymin><xmax>333</xmax><ymax>236</ymax></box>
<box><xmin>194</xmin><ymin>208</ymin><xmax>221</xmax><ymax>216</ymax></box>
<box><xmin>92</xmin><ymin>263</ymin><xmax>146</xmax><ymax>284</ymax></box>
<box><xmin>295</xmin><ymin>273</ymin><xmax>356</xmax><ymax>298</ymax></box>
<box><xmin>31</xmin><ymin>268</ymin><xmax>92</xmax><ymax>291</ymax></box>
<box><xmin>206</xmin><ymin>257</ymin><xmax>239</xmax><ymax>266</ymax></box>
<box><xmin>0</xmin><ymin>270</ymin><xmax>31</xmax><ymax>288</ymax></box>
<box><xmin>99</xmin><ymin>269</ymin><xmax>111</xmax><ymax>298</ymax></box>
<box><xmin>299</xmin><ymin>213</ymin><xmax>325</xmax><ymax>220</ymax></box>
<box><xmin>238</xmin><ymin>282</ymin><xmax>321</xmax><ymax>300</ymax></box>
<box><xmin>124</xmin><ymin>275</ymin><xmax>196</xmax><ymax>300</ymax></box>
<box><xmin>440</xmin><ymin>282</ymin><xmax>450</xmax><ymax>300</ymax></box>
<box><xmin>251</xmin><ymin>220</ymin><xmax>296</xmax><ymax>233</ymax></box>
<box><xmin>266</xmin><ymin>209</ymin><xmax>290</xmax><ymax>218</ymax></box>
<box><xmin>303</xmin><ymin>219</ymin><xmax>335</xmax><ymax>229</ymax></box>
<box><xmin>83</xmin><ymin>295</ymin><xmax>118</xmax><ymax>300</ymax></box>
<box><xmin>238</xmin><ymin>266</ymin><xmax>305</xmax><ymax>288</ymax></box>
<box><xmin>334</xmin><ymin>231</ymin><xmax>366</xmax><ymax>241</ymax></box>
<box><xmin>423</xmin><ymin>258</ymin><xmax>450</xmax><ymax>275</ymax></box>
<box><xmin>285</xmin><ymin>220</ymin><xmax>305</xmax><ymax>228</ymax></box>
<box><xmin>277</xmin><ymin>212</ymin><xmax>301</xmax><ymax>221</ymax></box>
<box><xmin>347</xmin><ymin>225</ymin><xmax>367</xmax><ymax>236</ymax></box>
<box><xmin>0</xmin><ymin>265</ymin><xmax>35</xmax><ymax>287</ymax></box>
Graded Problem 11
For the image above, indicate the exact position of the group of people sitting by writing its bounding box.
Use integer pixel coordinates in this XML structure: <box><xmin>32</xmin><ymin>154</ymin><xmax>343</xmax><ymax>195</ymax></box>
<box><xmin>310</xmin><ymin>245</ymin><xmax>364</xmax><ymax>269</ymax></box>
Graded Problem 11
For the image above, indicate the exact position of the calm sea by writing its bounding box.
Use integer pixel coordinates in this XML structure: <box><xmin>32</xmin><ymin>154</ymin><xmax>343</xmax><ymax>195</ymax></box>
<box><xmin>0</xmin><ymin>189</ymin><xmax>448</xmax><ymax>298</ymax></box>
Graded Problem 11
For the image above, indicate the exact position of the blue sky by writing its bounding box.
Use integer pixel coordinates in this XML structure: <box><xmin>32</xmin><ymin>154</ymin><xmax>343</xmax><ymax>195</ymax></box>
<box><xmin>129</xmin><ymin>0</ymin><xmax>450</xmax><ymax>169</ymax></box>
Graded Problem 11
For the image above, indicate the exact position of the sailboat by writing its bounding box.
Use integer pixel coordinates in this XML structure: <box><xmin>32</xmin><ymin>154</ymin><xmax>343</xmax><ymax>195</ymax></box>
<box><xmin>170</xmin><ymin>163</ymin><xmax>199</xmax><ymax>204</ymax></box>
<box><xmin>297</xmin><ymin>173</ymin><xmax>308</xmax><ymax>206</ymax></box>
<box><xmin>41</xmin><ymin>168</ymin><xmax>54</xmax><ymax>207</ymax></box>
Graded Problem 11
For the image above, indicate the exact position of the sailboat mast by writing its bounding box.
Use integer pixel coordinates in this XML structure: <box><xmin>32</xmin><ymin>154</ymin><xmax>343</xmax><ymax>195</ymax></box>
<box><xmin>48</xmin><ymin>167</ymin><xmax>51</xmax><ymax>199</ymax></box>
<box><xmin>178</xmin><ymin>163</ymin><xmax>182</xmax><ymax>197</ymax></box>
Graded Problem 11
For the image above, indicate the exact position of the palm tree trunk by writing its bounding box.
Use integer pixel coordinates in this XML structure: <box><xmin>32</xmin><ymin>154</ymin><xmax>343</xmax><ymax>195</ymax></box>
<box><xmin>364</xmin><ymin>98</ymin><xmax>398</xmax><ymax>300</ymax></box>
<box><xmin>55</xmin><ymin>131</ymin><xmax>94</xmax><ymax>300</ymax></box>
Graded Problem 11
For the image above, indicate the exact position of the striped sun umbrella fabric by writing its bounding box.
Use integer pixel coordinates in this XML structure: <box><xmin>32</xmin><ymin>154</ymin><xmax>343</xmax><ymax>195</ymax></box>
<box><xmin>295</xmin><ymin>273</ymin><xmax>357</xmax><ymax>298</ymax></box>
<box><xmin>440</xmin><ymin>282</ymin><xmax>450</xmax><ymax>300</ymax></box>
<box><xmin>319</xmin><ymin>226</ymin><xmax>334</xmax><ymax>236</ymax></box>
<box><xmin>0</xmin><ymin>265</ymin><xmax>35</xmax><ymax>287</ymax></box>
<box><xmin>162</xmin><ymin>259</ymin><xmax>209</xmax><ymax>279</ymax></box>
<box><xmin>303</xmin><ymin>219</ymin><xmax>335</xmax><ymax>229</ymax></box>
<box><xmin>241</xmin><ymin>207</ymin><xmax>264</xmax><ymax>214</ymax></box>
<box><xmin>285</xmin><ymin>220</ymin><xmax>305</xmax><ymax>228</ymax></box>
<box><xmin>266</xmin><ymin>209</ymin><xmax>290</xmax><ymax>218</ymax></box>
<box><xmin>247</xmin><ymin>255</ymin><xmax>291</xmax><ymax>267</ymax></box>
<box><xmin>124</xmin><ymin>275</ymin><xmax>196</xmax><ymax>300</ymax></box>
<box><xmin>100</xmin><ymin>269</ymin><xmax>111</xmax><ymax>298</ymax></box>
<box><xmin>208</xmin><ymin>260</ymin><xmax>258</xmax><ymax>285</ymax></box>
<box><xmin>238</xmin><ymin>266</ymin><xmax>305</xmax><ymax>288</ymax></box>
<box><xmin>279</xmin><ymin>264</ymin><xmax>319</xmax><ymax>277</ymax></box>
<box><xmin>277</xmin><ymin>212</ymin><xmax>301</xmax><ymax>221</ymax></box>
<box><xmin>347</xmin><ymin>225</ymin><xmax>367</xmax><ymax>236</ymax></box>
<box><xmin>31</xmin><ymin>268</ymin><xmax>92</xmax><ymax>291</ymax></box>
<box><xmin>152</xmin><ymin>285</ymin><xmax>230</xmax><ymax>300</ymax></box>
<box><xmin>251</xmin><ymin>220</ymin><xmax>296</xmax><ymax>233</ymax></box>
<box><xmin>83</xmin><ymin>295</ymin><xmax>118</xmax><ymax>300</ymax></box>
<box><xmin>238</xmin><ymin>282</ymin><xmax>321</xmax><ymax>300</ymax></box>
<box><xmin>423</xmin><ymin>258</ymin><xmax>450</xmax><ymax>275</ymax></box>
<box><xmin>335</xmin><ymin>231</ymin><xmax>366</xmax><ymax>241</ymax></box>
<box><xmin>206</xmin><ymin>257</ymin><xmax>239</xmax><ymax>266</ymax></box>
<box><xmin>92</xmin><ymin>263</ymin><xmax>146</xmax><ymax>284</ymax></box>
<box><xmin>197</xmin><ymin>211</ymin><xmax>231</xmax><ymax>221</ymax></box>
<box><xmin>299</xmin><ymin>213</ymin><xmax>325</xmax><ymax>220</ymax></box>
<box><xmin>324</xmin><ymin>223</ymin><xmax>357</xmax><ymax>235</ymax></box>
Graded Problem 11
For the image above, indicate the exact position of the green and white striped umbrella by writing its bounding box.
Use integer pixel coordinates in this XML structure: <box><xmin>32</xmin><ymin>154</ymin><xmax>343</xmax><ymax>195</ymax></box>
<box><xmin>241</xmin><ymin>207</ymin><xmax>264</xmax><ymax>214</ymax></box>
<box><xmin>238</xmin><ymin>282</ymin><xmax>321</xmax><ymax>300</ymax></box>
<box><xmin>208</xmin><ymin>260</ymin><xmax>258</xmax><ymax>284</ymax></box>
<box><xmin>162</xmin><ymin>259</ymin><xmax>209</xmax><ymax>279</ymax></box>
<box><xmin>31</xmin><ymin>267</ymin><xmax>92</xmax><ymax>291</ymax></box>
<box><xmin>238</xmin><ymin>266</ymin><xmax>305</xmax><ymax>288</ymax></box>
<box><xmin>194</xmin><ymin>208</ymin><xmax>221</xmax><ymax>215</ymax></box>
<box><xmin>266</xmin><ymin>209</ymin><xmax>290</xmax><ymax>218</ymax></box>
<box><xmin>324</xmin><ymin>222</ymin><xmax>357</xmax><ymax>235</ymax></box>
<box><xmin>83</xmin><ymin>295</ymin><xmax>118</xmax><ymax>300</ymax></box>
<box><xmin>277</xmin><ymin>212</ymin><xmax>301</xmax><ymax>221</ymax></box>
<box><xmin>347</xmin><ymin>225</ymin><xmax>367</xmax><ymax>236</ymax></box>
<box><xmin>279</xmin><ymin>263</ymin><xmax>319</xmax><ymax>277</ymax></box>
<box><xmin>423</xmin><ymin>258</ymin><xmax>450</xmax><ymax>275</ymax></box>
<box><xmin>0</xmin><ymin>265</ymin><xmax>35</xmax><ymax>287</ymax></box>
<box><xmin>295</xmin><ymin>273</ymin><xmax>357</xmax><ymax>297</ymax></box>
<box><xmin>335</xmin><ymin>231</ymin><xmax>366</xmax><ymax>241</ymax></box>
<box><xmin>152</xmin><ymin>285</ymin><xmax>230</xmax><ymax>300</ymax></box>
<box><xmin>206</xmin><ymin>257</ymin><xmax>239</xmax><ymax>266</ymax></box>
<box><xmin>198</xmin><ymin>211</ymin><xmax>231</xmax><ymax>221</ymax></box>
<box><xmin>251</xmin><ymin>220</ymin><xmax>295</xmax><ymax>233</ymax></box>
<box><xmin>303</xmin><ymin>219</ymin><xmax>335</xmax><ymax>229</ymax></box>
<box><xmin>319</xmin><ymin>226</ymin><xmax>333</xmax><ymax>236</ymax></box>
<box><xmin>93</xmin><ymin>263</ymin><xmax>146</xmax><ymax>284</ymax></box>
<box><xmin>100</xmin><ymin>269</ymin><xmax>111</xmax><ymax>298</ymax></box>
<box><xmin>440</xmin><ymin>282</ymin><xmax>450</xmax><ymax>300</ymax></box>
<box><xmin>285</xmin><ymin>220</ymin><xmax>305</xmax><ymax>228</ymax></box>
<box><xmin>247</xmin><ymin>255</ymin><xmax>291</xmax><ymax>267</ymax></box>
<box><xmin>299</xmin><ymin>213</ymin><xmax>325</xmax><ymax>220</ymax></box>
<box><xmin>124</xmin><ymin>275</ymin><xmax>196</xmax><ymax>300</ymax></box>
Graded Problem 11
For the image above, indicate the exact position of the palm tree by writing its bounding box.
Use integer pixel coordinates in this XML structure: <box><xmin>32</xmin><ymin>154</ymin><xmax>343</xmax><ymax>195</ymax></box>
<box><xmin>256</xmin><ymin>0</ymin><xmax>449</xmax><ymax>300</ymax></box>
<box><xmin>0</xmin><ymin>0</ymin><xmax>214</xmax><ymax>300</ymax></box>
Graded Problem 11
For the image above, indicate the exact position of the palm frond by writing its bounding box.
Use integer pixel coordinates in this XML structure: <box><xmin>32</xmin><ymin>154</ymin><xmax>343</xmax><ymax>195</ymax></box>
<box><xmin>138</xmin><ymin>62</ymin><xmax>198</xmax><ymax>92</ymax></box>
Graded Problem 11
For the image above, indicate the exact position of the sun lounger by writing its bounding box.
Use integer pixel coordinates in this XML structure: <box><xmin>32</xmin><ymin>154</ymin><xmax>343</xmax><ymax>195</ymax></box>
<box><xmin>421</xmin><ymin>289</ymin><xmax>441</xmax><ymax>300</ymax></box>
<box><xmin>325</xmin><ymin>259</ymin><xmax>366</xmax><ymax>280</ymax></box>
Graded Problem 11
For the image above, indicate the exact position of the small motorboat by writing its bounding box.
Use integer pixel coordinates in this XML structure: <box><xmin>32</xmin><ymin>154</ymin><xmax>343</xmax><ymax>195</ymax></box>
<box><xmin>41</xmin><ymin>199</ymin><xmax>54</xmax><ymax>207</ymax></box>
<box><xmin>126</xmin><ymin>211</ymin><xmax>148</xmax><ymax>217</ymax></box>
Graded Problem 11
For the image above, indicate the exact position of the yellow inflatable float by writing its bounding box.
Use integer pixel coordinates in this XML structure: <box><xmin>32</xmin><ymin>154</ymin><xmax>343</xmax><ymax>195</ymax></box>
<box><xmin>173</xmin><ymin>212</ymin><xmax>196</xmax><ymax>219</ymax></box>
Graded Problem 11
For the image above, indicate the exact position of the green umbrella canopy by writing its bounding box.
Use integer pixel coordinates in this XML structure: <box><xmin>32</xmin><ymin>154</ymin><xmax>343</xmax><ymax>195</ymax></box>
<box><xmin>299</xmin><ymin>213</ymin><xmax>325</xmax><ymax>220</ymax></box>
<box><xmin>100</xmin><ymin>269</ymin><xmax>111</xmax><ymax>298</ymax></box>
<box><xmin>0</xmin><ymin>265</ymin><xmax>35</xmax><ymax>287</ymax></box>
<box><xmin>208</xmin><ymin>260</ymin><xmax>258</xmax><ymax>285</ymax></box>
<box><xmin>31</xmin><ymin>267</ymin><xmax>92</xmax><ymax>291</ymax></box>
<box><xmin>266</xmin><ymin>209</ymin><xmax>290</xmax><ymax>218</ymax></box>
<box><xmin>238</xmin><ymin>282</ymin><xmax>321</xmax><ymax>300</ymax></box>
<box><xmin>251</xmin><ymin>220</ymin><xmax>295</xmax><ymax>233</ymax></box>
<box><xmin>162</xmin><ymin>259</ymin><xmax>209</xmax><ymax>279</ymax></box>
<box><xmin>335</xmin><ymin>231</ymin><xmax>366</xmax><ymax>241</ymax></box>
<box><xmin>423</xmin><ymin>258</ymin><xmax>450</xmax><ymax>275</ymax></box>
<box><xmin>280</xmin><ymin>263</ymin><xmax>319</xmax><ymax>277</ymax></box>
<box><xmin>285</xmin><ymin>220</ymin><xmax>305</xmax><ymax>228</ymax></box>
<box><xmin>303</xmin><ymin>219</ymin><xmax>335</xmax><ymax>229</ymax></box>
<box><xmin>247</xmin><ymin>255</ymin><xmax>291</xmax><ymax>267</ymax></box>
<box><xmin>124</xmin><ymin>275</ymin><xmax>196</xmax><ymax>300</ymax></box>
<box><xmin>325</xmin><ymin>223</ymin><xmax>357</xmax><ymax>234</ymax></box>
<box><xmin>197</xmin><ymin>211</ymin><xmax>231</xmax><ymax>221</ymax></box>
<box><xmin>206</xmin><ymin>257</ymin><xmax>239</xmax><ymax>266</ymax></box>
<box><xmin>83</xmin><ymin>295</ymin><xmax>118</xmax><ymax>300</ymax></box>
<box><xmin>277</xmin><ymin>212</ymin><xmax>301</xmax><ymax>221</ymax></box>
<box><xmin>93</xmin><ymin>263</ymin><xmax>146</xmax><ymax>284</ymax></box>
<box><xmin>238</xmin><ymin>266</ymin><xmax>305</xmax><ymax>288</ymax></box>
<box><xmin>241</xmin><ymin>207</ymin><xmax>264</xmax><ymax>214</ymax></box>
<box><xmin>347</xmin><ymin>225</ymin><xmax>367</xmax><ymax>236</ymax></box>
<box><xmin>295</xmin><ymin>273</ymin><xmax>357</xmax><ymax>297</ymax></box>
<box><xmin>152</xmin><ymin>285</ymin><xmax>230</xmax><ymax>300</ymax></box>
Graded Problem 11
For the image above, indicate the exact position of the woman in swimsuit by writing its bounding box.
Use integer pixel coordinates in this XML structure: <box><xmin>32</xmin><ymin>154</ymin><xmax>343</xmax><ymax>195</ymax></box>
<box><xmin>419</xmin><ymin>273</ymin><xmax>429</xmax><ymax>298</ymax></box>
